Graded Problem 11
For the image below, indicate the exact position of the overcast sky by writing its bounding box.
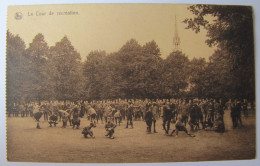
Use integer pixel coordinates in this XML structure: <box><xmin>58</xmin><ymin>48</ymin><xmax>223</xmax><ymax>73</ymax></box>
<box><xmin>7</xmin><ymin>4</ymin><xmax>216</xmax><ymax>60</ymax></box>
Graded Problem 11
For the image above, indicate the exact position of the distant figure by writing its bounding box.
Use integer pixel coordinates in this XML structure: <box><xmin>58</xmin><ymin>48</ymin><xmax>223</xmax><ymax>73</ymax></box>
<box><xmin>96</xmin><ymin>102</ymin><xmax>104</xmax><ymax>123</ymax></box>
<box><xmin>230</xmin><ymin>100</ymin><xmax>237</xmax><ymax>128</ymax></box>
<box><xmin>19</xmin><ymin>104</ymin><xmax>25</xmax><ymax>117</ymax></box>
<box><xmin>70</xmin><ymin>105</ymin><xmax>81</xmax><ymax>129</ymax></box>
<box><xmin>207</xmin><ymin>100</ymin><xmax>215</xmax><ymax>122</ymax></box>
<box><xmin>145</xmin><ymin>102</ymin><xmax>157</xmax><ymax>133</ymax></box>
<box><xmin>180</xmin><ymin>101</ymin><xmax>189</xmax><ymax>126</ymax></box>
<box><xmin>41</xmin><ymin>104</ymin><xmax>49</xmax><ymax>120</ymax></box>
<box><xmin>235</xmin><ymin>100</ymin><xmax>243</xmax><ymax>127</ymax></box>
<box><xmin>145</xmin><ymin>109</ymin><xmax>153</xmax><ymax>133</ymax></box>
<box><xmin>32</xmin><ymin>104</ymin><xmax>42</xmax><ymax>129</ymax></box>
<box><xmin>242</xmin><ymin>99</ymin><xmax>248</xmax><ymax>117</ymax></box>
<box><xmin>151</xmin><ymin>103</ymin><xmax>159</xmax><ymax>133</ymax></box>
<box><xmin>126</xmin><ymin>103</ymin><xmax>134</xmax><ymax>128</ymax></box>
<box><xmin>231</xmin><ymin>100</ymin><xmax>242</xmax><ymax>128</ymax></box>
<box><xmin>162</xmin><ymin>102</ymin><xmax>172</xmax><ymax>135</ymax></box>
<box><xmin>114</xmin><ymin>110</ymin><xmax>122</xmax><ymax>126</ymax></box>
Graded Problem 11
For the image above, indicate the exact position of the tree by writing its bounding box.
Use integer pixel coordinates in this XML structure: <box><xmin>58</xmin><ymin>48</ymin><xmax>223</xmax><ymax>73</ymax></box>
<box><xmin>116</xmin><ymin>39</ymin><xmax>163</xmax><ymax>99</ymax></box>
<box><xmin>184</xmin><ymin>5</ymin><xmax>255</xmax><ymax>100</ymax></box>
<box><xmin>6</xmin><ymin>30</ymin><xmax>27</xmax><ymax>106</ymax></box>
<box><xmin>188</xmin><ymin>57</ymin><xmax>207</xmax><ymax>98</ymax></box>
<box><xmin>50</xmin><ymin>36</ymin><xmax>82</xmax><ymax>102</ymax></box>
<box><xmin>26</xmin><ymin>33</ymin><xmax>52</xmax><ymax>103</ymax></box>
<box><xmin>161</xmin><ymin>51</ymin><xmax>190</xmax><ymax>98</ymax></box>
<box><xmin>206</xmin><ymin>49</ymin><xmax>234</xmax><ymax>99</ymax></box>
<box><xmin>115</xmin><ymin>39</ymin><xmax>144</xmax><ymax>99</ymax></box>
<box><xmin>140</xmin><ymin>40</ymin><xmax>163</xmax><ymax>98</ymax></box>
<box><xmin>82</xmin><ymin>39</ymin><xmax>164</xmax><ymax>100</ymax></box>
<box><xmin>26</xmin><ymin>33</ymin><xmax>51</xmax><ymax>101</ymax></box>
<box><xmin>100</xmin><ymin>52</ymin><xmax>126</xmax><ymax>100</ymax></box>
<box><xmin>83</xmin><ymin>50</ymin><xmax>107</xmax><ymax>101</ymax></box>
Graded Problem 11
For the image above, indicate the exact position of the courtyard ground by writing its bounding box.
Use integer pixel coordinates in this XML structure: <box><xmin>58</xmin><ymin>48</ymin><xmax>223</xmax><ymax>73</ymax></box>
<box><xmin>6</xmin><ymin>109</ymin><xmax>256</xmax><ymax>163</ymax></box>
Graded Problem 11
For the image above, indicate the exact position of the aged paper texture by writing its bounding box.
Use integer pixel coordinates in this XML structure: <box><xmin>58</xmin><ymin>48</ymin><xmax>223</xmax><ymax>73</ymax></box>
<box><xmin>6</xmin><ymin>3</ymin><xmax>256</xmax><ymax>163</ymax></box>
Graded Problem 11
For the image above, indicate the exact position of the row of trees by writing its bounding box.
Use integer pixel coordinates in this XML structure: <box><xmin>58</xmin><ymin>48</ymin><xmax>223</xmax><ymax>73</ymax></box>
<box><xmin>7</xmin><ymin>32</ymin><xmax>83</xmax><ymax>105</ymax></box>
<box><xmin>6</xmin><ymin>5</ymin><xmax>255</xmax><ymax>106</ymax></box>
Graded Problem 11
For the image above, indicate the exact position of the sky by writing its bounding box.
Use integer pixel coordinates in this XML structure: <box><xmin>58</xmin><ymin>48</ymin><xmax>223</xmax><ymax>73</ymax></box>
<box><xmin>7</xmin><ymin>4</ymin><xmax>216</xmax><ymax>61</ymax></box>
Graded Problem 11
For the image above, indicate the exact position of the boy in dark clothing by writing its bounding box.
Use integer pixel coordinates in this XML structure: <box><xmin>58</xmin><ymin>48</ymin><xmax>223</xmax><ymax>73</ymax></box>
<box><xmin>145</xmin><ymin>109</ymin><xmax>153</xmax><ymax>133</ymax></box>
<box><xmin>235</xmin><ymin>101</ymin><xmax>243</xmax><ymax>126</ymax></box>
<box><xmin>204</xmin><ymin>116</ymin><xmax>214</xmax><ymax>129</ymax></box>
<box><xmin>213</xmin><ymin>117</ymin><xmax>225</xmax><ymax>132</ymax></box>
<box><xmin>170</xmin><ymin>117</ymin><xmax>195</xmax><ymax>137</ymax></box>
<box><xmin>105</xmin><ymin>119</ymin><xmax>116</xmax><ymax>139</ymax></box>
<box><xmin>205</xmin><ymin>116</ymin><xmax>225</xmax><ymax>132</ymax></box>
<box><xmin>231</xmin><ymin>100</ymin><xmax>242</xmax><ymax>128</ymax></box>
<box><xmin>49</xmin><ymin>112</ymin><xmax>58</xmax><ymax>127</ymax></box>
<box><xmin>126</xmin><ymin>103</ymin><xmax>134</xmax><ymax>128</ymax></box>
<box><xmin>61</xmin><ymin>112</ymin><xmax>69</xmax><ymax>128</ymax></box>
<box><xmin>71</xmin><ymin>106</ymin><xmax>81</xmax><ymax>129</ymax></box>
<box><xmin>230</xmin><ymin>101</ymin><xmax>237</xmax><ymax>128</ymax></box>
<box><xmin>162</xmin><ymin>102</ymin><xmax>172</xmax><ymax>135</ymax></box>
<box><xmin>82</xmin><ymin>122</ymin><xmax>95</xmax><ymax>138</ymax></box>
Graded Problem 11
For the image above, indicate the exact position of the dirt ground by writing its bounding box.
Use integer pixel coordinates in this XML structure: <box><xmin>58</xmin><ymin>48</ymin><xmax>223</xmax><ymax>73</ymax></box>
<box><xmin>6</xmin><ymin>109</ymin><xmax>256</xmax><ymax>163</ymax></box>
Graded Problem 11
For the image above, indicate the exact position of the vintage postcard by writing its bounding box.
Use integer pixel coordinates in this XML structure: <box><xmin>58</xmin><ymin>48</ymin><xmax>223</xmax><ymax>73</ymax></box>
<box><xmin>6</xmin><ymin>3</ymin><xmax>256</xmax><ymax>163</ymax></box>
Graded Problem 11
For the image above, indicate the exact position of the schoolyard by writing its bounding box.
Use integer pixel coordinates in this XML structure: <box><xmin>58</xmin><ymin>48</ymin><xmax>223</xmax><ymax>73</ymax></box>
<box><xmin>6</xmin><ymin>109</ymin><xmax>256</xmax><ymax>163</ymax></box>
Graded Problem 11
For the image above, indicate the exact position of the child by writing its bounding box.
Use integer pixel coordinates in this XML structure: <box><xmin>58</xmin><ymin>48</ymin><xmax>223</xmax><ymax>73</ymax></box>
<box><xmin>49</xmin><ymin>112</ymin><xmax>58</xmax><ymax>127</ymax></box>
<box><xmin>82</xmin><ymin>122</ymin><xmax>96</xmax><ymax>138</ymax></box>
<box><xmin>71</xmin><ymin>107</ymin><xmax>81</xmax><ymax>129</ymax></box>
<box><xmin>204</xmin><ymin>116</ymin><xmax>214</xmax><ymax>129</ymax></box>
<box><xmin>33</xmin><ymin>111</ymin><xmax>43</xmax><ymax>129</ymax></box>
<box><xmin>114</xmin><ymin>110</ymin><xmax>122</xmax><ymax>126</ymax></box>
<box><xmin>105</xmin><ymin>119</ymin><xmax>117</xmax><ymax>139</ymax></box>
<box><xmin>61</xmin><ymin>112</ymin><xmax>69</xmax><ymax>128</ymax></box>
<box><xmin>205</xmin><ymin>116</ymin><xmax>225</xmax><ymax>133</ymax></box>
<box><xmin>170</xmin><ymin>116</ymin><xmax>195</xmax><ymax>137</ymax></box>
<box><xmin>213</xmin><ymin>117</ymin><xmax>225</xmax><ymax>132</ymax></box>
<box><xmin>144</xmin><ymin>109</ymin><xmax>153</xmax><ymax>133</ymax></box>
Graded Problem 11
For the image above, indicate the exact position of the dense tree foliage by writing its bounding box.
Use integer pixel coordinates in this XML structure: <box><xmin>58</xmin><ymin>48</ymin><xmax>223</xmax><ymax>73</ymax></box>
<box><xmin>184</xmin><ymin>5</ymin><xmax>255</xmax><ymax>101</ymax></box>
<box><xmin>26</xmin><ymin>33</ymin><xmax>52</xmax><ymax>103</ymax></box>
<box><xmin>83</xmin><ymin>39</ymin><xmax>163</xmax><ymax>100</ymax></box>
<box><xmin>83</xmin><ymin>50</ymin><xmax>106</xmax><ymax>100</ymax></box>
<box><xmin>188</xmin><ymin>57</ymin><xmax>207</xmax><ymax>98</ymax></box>
<box><xmin>6</xmin><ymin>5</ymin><xmax>255</xmax><ymax>105</ymax></box>
<box><xmin>161</xmin><ymin>51</ymin><xmax>190</xmax><ymax>98</ymax></box>
<box><xmin>6</xmin><ymin>31</ymin><xmax>27</xmax><ymax>105</ymax></box>
<box><xmin>50</xmin><ymin>36</ymin><xmax>82</xmax><ymax>102</ymax></box>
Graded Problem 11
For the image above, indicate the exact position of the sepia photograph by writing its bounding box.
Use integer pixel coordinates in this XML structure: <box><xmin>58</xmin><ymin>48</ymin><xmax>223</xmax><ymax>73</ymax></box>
<box><xmin>5</xmin><ymin>2</ymin><xmax>256</xmax><ymax>164</ymax></box>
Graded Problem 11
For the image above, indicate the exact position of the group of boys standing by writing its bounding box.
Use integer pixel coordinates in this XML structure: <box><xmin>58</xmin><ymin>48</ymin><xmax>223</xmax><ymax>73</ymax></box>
<box><xmin>7</xmin><ymin>97</ymin><xmax>251</xmax><ymax>138</ymax></box>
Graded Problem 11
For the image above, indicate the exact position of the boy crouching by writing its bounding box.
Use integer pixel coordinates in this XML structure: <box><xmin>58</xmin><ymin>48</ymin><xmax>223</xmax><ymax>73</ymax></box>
<box><xmin>82</xmin><ymin>122</ymin><xmax>96</xmax><ymax>138</ymax></box>
<box><xmin>61</xmin><ymin>114</ymin><xmax>69</xmax><ymax>128</ymax></box>
<box><xmin>105</xmin><ymin>119</ymin><xmax>116</xmax><ymax>139</ymax></box>
<box><xmin>49</xmin><ymin>114</ymin><xmax>58</xmax><ymax>127</ymax></box>
<box><xmin>170</xmin><ymin>116</ymin><xmax>195</xmax><ymax>137</ymax></box>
